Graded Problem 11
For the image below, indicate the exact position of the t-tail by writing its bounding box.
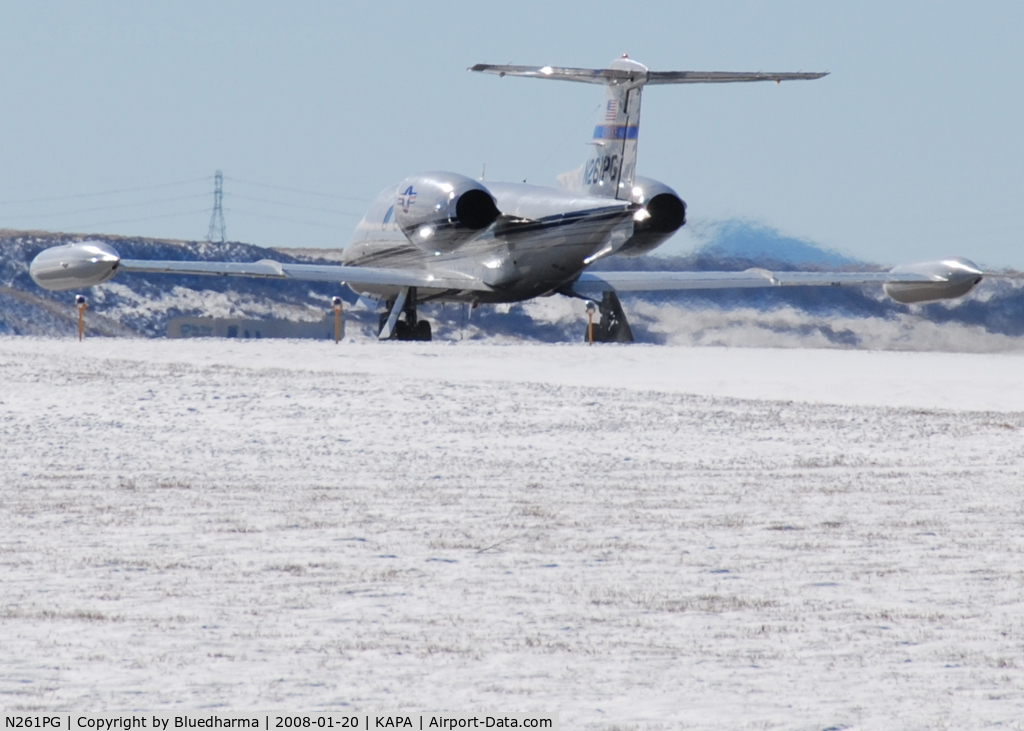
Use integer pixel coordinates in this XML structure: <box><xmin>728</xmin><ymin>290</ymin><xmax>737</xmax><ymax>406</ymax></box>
<box><xmin>470</xmin><ymin>56</ymin><xmax>828</xmax><ymax>200</ymax></box>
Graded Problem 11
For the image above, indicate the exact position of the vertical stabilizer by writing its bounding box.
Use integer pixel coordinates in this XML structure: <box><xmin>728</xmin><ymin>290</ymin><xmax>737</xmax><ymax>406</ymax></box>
<box><xmin>583</xmin><ymin>57</ymin><xmax>647</xmax><ymax>199</ymax></box>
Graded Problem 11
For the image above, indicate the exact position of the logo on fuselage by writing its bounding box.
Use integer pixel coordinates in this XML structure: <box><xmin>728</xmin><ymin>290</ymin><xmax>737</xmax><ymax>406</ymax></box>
<box><xmin>398</xmin><ymin>186</ymin><xmax>416</xmax><ymax>213</ymax></box>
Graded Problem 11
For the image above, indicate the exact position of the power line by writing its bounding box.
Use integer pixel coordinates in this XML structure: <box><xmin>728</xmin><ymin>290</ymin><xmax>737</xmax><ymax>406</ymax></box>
<box><xmin>61</xmin><ymin>208</ymin><xmax>212</xmax><ymax>231</ymax></box>
<box><xmin>8</xmin><ymin>193</ymin><xmax>208</xmax><ymax>220</ymax></box>
<box><xmin>228</xmin><ymin>192</ymin><xmax>365</xmax><ymax>217</ymax></box>
<box><xmin>0</xmin><ymin>173</ymin><xmax>370</xmax><ymax>237</ymax></box>
<box><xmin>0</xmin><ymin>176</ymin><xmax>212</xmax><ymax>206</ymax></box>
<box><xmin>522</xmin><ymin>102</ymin><xmax>603</xmax><ymax>183</ymax></box>
<box><xmin>226</xmin><ymin>207</ymin><xmax>352</xmax><ymax>230</ymax></box>
<box><xmin>226</xmin><ymin>176</ymin><xmax>372</xmax><ymax>203</ymax></box>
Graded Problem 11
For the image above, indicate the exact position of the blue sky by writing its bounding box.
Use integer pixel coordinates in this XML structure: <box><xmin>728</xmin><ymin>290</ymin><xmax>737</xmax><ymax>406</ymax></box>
<box><xmin>0</xmin><ymin>1</ymin><xmax>1021</xmax><ymax>268</ymax></box>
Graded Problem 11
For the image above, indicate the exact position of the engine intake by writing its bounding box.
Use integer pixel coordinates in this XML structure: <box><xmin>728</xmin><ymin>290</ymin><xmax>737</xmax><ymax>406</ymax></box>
<box><xmin>394</xmin><ymin>172</ymin><xmax>500</xmax><ymax>253</ymax></box>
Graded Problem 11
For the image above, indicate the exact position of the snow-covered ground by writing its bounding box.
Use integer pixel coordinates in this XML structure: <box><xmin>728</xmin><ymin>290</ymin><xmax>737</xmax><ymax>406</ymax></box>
<box><xmin>1</xmin><ymin>337</ymin><xmax>1022</xmax><ymax>729</ymax></box>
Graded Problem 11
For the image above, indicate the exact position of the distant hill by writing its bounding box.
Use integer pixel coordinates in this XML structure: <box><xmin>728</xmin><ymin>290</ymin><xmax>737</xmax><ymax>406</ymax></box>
<box><xmin>1</xmin><ymin>226</ymin><xmax>1021</xmax><ymax>351</ymax></box>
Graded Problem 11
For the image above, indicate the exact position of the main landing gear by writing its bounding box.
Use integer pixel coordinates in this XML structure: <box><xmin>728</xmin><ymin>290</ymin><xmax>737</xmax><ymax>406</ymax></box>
<box><xmin>584</xmin><ymin>291</ymin><xmax>634</xmax><ymax>343</ymax></box>
<box><xmin>378</xmin><ymin>286</ymin><xmax>432</xmax><ymax>341</ymax></box>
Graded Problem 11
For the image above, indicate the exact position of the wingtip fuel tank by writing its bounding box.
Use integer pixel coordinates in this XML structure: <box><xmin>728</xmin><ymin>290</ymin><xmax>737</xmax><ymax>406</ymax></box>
<box><xmin>884</xmin><ymin>257</ymin><xmax>984</xmax><ymax>304</ymax></box>
<box><xmin>29</xmin><ymin>241</ymin><xmax>121</xmax><ymax>292</ymax></box>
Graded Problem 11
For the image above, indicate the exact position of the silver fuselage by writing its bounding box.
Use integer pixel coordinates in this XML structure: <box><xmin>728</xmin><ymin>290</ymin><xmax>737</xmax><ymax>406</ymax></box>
<box><xmin>342</xmin><ymin>182</ymin><xmax>636</xmax><ymax>303</ymax></box>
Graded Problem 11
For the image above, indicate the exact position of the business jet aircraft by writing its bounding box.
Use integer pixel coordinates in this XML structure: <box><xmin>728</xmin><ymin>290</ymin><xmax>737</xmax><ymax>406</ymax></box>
<box><xmin>30</xmin><ymin>56</ymin><xmax>984</xmax><ymax>342</ymax></box>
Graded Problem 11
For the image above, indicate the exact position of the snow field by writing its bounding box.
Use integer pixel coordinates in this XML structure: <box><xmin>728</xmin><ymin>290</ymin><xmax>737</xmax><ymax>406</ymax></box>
<box><xmin>1</xmin><ymin>337</ymin><xmax>1023</xmax><ymax>729</ymax></box>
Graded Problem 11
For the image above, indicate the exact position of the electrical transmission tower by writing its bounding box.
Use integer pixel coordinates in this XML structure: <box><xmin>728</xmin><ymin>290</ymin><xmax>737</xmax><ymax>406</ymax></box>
<box><xmin>206</xmin><ymin>170</ymin><xmax>226</xmax><ymax>243</ymax></box>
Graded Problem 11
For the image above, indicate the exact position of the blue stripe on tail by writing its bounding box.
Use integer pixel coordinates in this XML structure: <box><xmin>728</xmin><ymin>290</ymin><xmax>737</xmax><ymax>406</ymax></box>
<box><xmin>593</xmin><ymin>125</ymin><xmax>640</xmax><ymax>140</ymax></box>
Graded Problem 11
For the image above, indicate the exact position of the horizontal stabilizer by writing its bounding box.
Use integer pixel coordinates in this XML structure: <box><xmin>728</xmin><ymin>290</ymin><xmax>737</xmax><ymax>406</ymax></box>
<box><xmin>470</xmin><ymin>64</ymin><xmax>827</xmax><ymax>86</ymax></box>
<box><xmin>648</xmin><ymin>70</ymin><xmax>828</xmax><ymax>84</ymax></box>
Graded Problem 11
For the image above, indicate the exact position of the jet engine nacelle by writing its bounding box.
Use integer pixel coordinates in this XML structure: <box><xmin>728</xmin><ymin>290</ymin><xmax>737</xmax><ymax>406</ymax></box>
<box><xmin>29</xmin><ymin>241</ymin><xmax>121</xmax><ymax>292</ymax></box>
<box><xmin>616</xmin><ymin>176</ymin><xmax>687</xmax><ymax>257</ymax></box>
<box><xmin>393</xmin><ymin>171</ymin><xmax>500</xmax><ymax>254</ymax></box>
<box><xmin>884</xmin><ymin>257</ymin><xmax>984</xmax><ymax>304</ymax></box>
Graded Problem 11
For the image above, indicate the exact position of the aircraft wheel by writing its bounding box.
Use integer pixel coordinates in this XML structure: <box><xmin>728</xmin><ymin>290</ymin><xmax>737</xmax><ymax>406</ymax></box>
<box><xmin>413</xmin><ymin>320</ymin><xmax>432</xmax><ymax>341</ymax></box>
<box><xmin>393</xmin><ymin>320</ymin><xmax>413</xmax><ymax>340</ymax></box>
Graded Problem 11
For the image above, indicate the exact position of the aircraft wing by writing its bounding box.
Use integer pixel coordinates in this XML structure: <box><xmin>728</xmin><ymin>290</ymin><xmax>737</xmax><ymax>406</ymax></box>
<box><xmin>27</xmin><ymin>242</ymin><xmax>495</xmax><ymax>293</ymax></box>
<box><xmin>572</xmin><ymin>268</ymin><xmax>936</xmax><ymax>295</ymax></box>
<box><xmin>29</xmin><ymin>241</ymin><xmax>984</xmax><ymax>307</ymax></box>
<box><xmin>118</xmin><ymin>258</ymin><xmax>493</xmax><ymax>291</ymax></box>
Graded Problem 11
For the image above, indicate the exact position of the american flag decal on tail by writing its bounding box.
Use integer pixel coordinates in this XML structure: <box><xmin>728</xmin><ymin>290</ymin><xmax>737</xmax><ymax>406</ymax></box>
<box><xmin>605</xmin><ymin>100</ymin><xmax>618</xmax><ymax>121</ymax></box>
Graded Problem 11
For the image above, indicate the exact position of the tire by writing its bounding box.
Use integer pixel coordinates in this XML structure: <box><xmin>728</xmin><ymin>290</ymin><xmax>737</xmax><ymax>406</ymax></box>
<box><xmin>393</xmin><ymin>320</ymin><xmax>412</xmax><ymax>340</ymax></box>
<box><xmin>413</xmin><ymin>320</ymin><xmax>432</xmax><ymax>341</ymax></box>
